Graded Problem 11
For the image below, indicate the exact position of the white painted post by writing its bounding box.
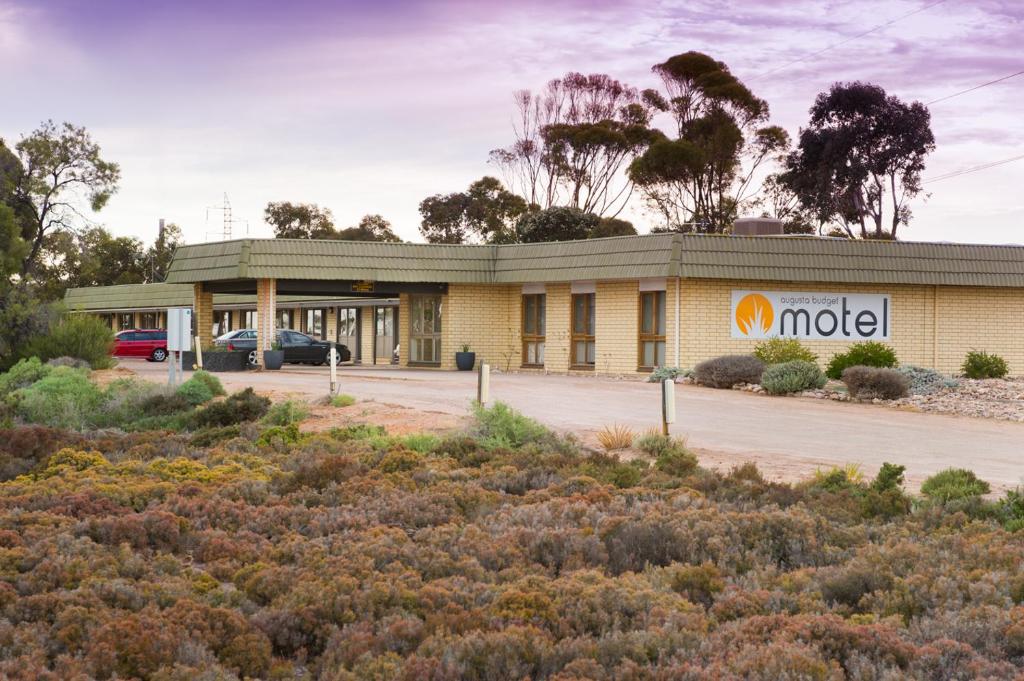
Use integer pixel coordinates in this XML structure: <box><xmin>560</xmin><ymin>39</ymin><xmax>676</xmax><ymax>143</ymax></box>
<box><xmin>477</xmin><ymin>363</ymin><xmax>490</xmax><ymax>405</ymax></box>
<box><xmin>329</xmin><ymin>341</ymin><xmax>338</xmax><ymax>395</ymax></box>
<box><xmin>194</xmin><ymin>336</ymin><xmax>203</xmax><ymax>370</ymax></box>
<box><xmin>661</xmin><ymin>378</ymin><xmax>676</xmax><ymax>436</ymax></box>
<box><xmin>168</xmin><ymin>351</ymin><xmax>176</xmax><ymax>387</ymax></box>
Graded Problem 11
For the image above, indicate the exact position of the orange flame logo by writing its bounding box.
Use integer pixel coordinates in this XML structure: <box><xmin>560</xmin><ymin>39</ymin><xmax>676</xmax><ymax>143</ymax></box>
<box><xmin>735</xmin><ymin>293</ymin><xmax>774</xmax><ymax>336</ymax></box>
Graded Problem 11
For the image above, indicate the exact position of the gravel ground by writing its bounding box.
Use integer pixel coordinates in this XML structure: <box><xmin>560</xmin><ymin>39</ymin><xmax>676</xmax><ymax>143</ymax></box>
<box><xmin>732</xmin><ymin>377</ymin><xmax>1024</xmax><ymax>422</ymax></box>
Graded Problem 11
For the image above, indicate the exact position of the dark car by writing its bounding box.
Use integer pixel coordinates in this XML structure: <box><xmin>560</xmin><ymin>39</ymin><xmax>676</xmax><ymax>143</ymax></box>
<box><xmin>226</xmin><ymin>329</ymin><xmax>350</xmax><ymax>366</ymax></box>
<box><xmin>113</xmin><ymin>329</ymin><xmax>168</xmax><ymax>362</ymax></box>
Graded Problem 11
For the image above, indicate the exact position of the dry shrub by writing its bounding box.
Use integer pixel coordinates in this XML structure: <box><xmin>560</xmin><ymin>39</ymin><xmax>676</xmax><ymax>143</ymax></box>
<box><xmin>841</xmin><ymin>366</ymin><xmax>910</xmax><ymax>400</ymax></box>
<box><xmin>693</xmin><ymin>355</ymin><xmax>764</xmax><ymax>389</ymax></box>
<box><xmin>596</xmin><ymin>424</ymin><xmax>634</xmax><ymax>451</ymax></box>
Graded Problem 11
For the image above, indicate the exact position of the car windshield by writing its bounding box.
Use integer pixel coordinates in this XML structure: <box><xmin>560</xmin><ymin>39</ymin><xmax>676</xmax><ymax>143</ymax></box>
<box><xmin>215</xmin><ymin>330</ymin><xmax>239</xmax><ymax>340</ymax></box>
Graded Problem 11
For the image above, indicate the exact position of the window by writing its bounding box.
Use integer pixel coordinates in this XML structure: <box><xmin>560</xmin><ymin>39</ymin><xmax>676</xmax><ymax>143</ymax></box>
<box><xmin>217</xmin><ymin>311</ymin><xmax>232</xmax><ymax>335</ymax></box>
<box><xmin>140</xmin><ymin>312</ymin><xmax>158</xmax><ymax>329</ymax></box>
<box><xmin>571</xmin><ymin>293</ymin><xmax>595</xmax><ymax>368</ymax></box>
<box><xmin>521</xmin><ymin>294</ymin><xmax>545</xmax><ymax>367</ymax></box>
<box><xmin>243</xmin><ymin>310</ymin><xmax>258</xmax><ymax>329</ymax></box>
<box><xmin>288</xmin><ymin>331</ymin><xmax>313</xmax><ymax>345</ymax></box>
<box><xmin>409</xmin><ymin>295</ymin><xmax>442</xmax><ymax>365</ymax></box>
<box><xmin>118</xmin><ymin>313</ymin><xmax>134</xmax><ymax>330</ymax></box>
<box><xmin>276</xmin><ymin>309</ymin><xmax>291</xmax><ymax>330</ymax></box>
<box><xmin>639</xmin><ymin>290</ymin><xmax>666</xmax><ymax>370</ymax></box>
<box><xmin>98</xmin><ymin>313</ymin><xmax>114</xmax><ymax>330</ymax></box>
<box><xmin>304</xmin><ymin>309</ymin><xmax>324</xmax><ymax>339</ymax></box>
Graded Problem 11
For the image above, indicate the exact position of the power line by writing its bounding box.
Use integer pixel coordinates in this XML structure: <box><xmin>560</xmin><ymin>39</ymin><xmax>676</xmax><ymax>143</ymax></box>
<box><xmin>749</xmin><ymin>0</ymin><xmax>949</xmax><ymax>82</ymax></box>
<box><xmin>924</xmin><ymin>153</ymin><xmax>1024</xmax><ymax>183</ymax></box>
<box><xmin>926</xmin><ymin>69</ymin><xmax>1024</xmax><ymax>105</ymax></box>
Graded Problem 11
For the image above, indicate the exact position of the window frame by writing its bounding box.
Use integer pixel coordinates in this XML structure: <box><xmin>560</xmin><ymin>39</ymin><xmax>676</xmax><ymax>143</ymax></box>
<box><xmin>637</xmin><ymin>290</ymin><xmax>667</xmax><ymax>371</ymax></box>
<box><xmin>570</xmin><ymin>293</ymin><xmax>596</xmax><ymax>370</ymax></box>
<box><xmin>521</xmin><ymin>293</ymin><xmax>546</xmax><ymax>368</ymax></box>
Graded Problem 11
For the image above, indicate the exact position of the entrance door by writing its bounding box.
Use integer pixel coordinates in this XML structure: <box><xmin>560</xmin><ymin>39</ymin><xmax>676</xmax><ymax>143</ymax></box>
<box><xmin>374</xmin><ymin>307</ymin><xmax>395</xmax><ymax>364</ymax></box>
<box><xmin>336</xmin><ymin>308</ymin><xmax>358</xmax><ymax>363</ymax></box>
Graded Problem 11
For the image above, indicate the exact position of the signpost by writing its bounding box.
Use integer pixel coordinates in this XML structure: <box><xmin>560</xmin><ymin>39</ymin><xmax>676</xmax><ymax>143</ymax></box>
<box><xmin>661</xmin><ymin>378</ymin><xmax>676</xmax><ymax>436</ymax></box>
<box><xmin>166</xmin><ymin>308</ymin><xmax>193</xmax><ymax>386</ymax></box>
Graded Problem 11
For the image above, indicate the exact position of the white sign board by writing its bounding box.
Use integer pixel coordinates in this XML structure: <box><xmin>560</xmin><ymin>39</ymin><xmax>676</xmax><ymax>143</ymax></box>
<box><xmin>166</xmin><ymin>308</ymin><xmax>193</xmax><ymax>352</ymax></box>
<box><xmin>731</xmin><ymin>290</ymin><xmax>890</xmax><ymax>341</ymax></box>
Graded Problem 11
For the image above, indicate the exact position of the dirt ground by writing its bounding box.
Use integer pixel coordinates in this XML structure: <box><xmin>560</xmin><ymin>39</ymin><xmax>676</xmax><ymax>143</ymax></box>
<box><xmin>117</xmin><ymin>359</ymin><xmax>1024</xmax><ymax>491</ymax></box>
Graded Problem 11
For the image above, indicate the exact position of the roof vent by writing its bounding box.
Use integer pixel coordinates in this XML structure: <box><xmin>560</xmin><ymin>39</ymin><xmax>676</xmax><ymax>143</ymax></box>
<box><xmin>732</xmin><ymin>217</ymin><xmax>784</xmax><ymax>236</ymax></box>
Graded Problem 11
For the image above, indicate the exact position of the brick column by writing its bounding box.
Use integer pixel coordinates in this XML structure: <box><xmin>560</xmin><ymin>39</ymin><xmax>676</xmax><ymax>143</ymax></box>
<box><xmin>360</xmin><ymin>307</ymin><xmax>374</xmax><ymax>364</ymax></box>
<box><xmin>193</xmin><ymin>284</ymin><xmax>214</xmax><ymax>348</ymax></box>
<box><xmin>255</xmin><ymin>278</ymin><xmax>276</xmax><ymax>367</ymax></box>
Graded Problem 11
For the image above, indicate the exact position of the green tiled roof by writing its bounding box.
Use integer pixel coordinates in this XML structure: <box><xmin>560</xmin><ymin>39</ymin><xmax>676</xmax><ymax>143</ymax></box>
<box><xmin>64</xmin><ymin>282</ymin><xmax>391</xmax><ymax>312</ymax></box>
<box><xmin>155</xmin><ymin>233</ymin><xmax>1024</xmax><ymax>289</ymax></box>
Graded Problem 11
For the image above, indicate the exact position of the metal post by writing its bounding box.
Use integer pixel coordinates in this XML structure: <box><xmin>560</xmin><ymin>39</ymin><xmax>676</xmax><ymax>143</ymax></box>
<box><xmin>477</xmin><ymin>363</ymin><xmax>490</xmax><ymax>405</ymax></box>
<box><xmin>194</xmin><ymin>336</ymin><xmax>203</xmax><ymax>370</ymax></box>
<box><xmin>168</xmin><ymin>351</ymin><xmax>176</xmax><ymax>387</ymax></box>
<box><xmin>661</xmin><ymin>378</ymin><xmax>676</xmax><ymax>436</ymax></box>
<box><xmin>329</xmin><ymin>341</ymin><xmax>338</xmax><ymax>395</ymax></box>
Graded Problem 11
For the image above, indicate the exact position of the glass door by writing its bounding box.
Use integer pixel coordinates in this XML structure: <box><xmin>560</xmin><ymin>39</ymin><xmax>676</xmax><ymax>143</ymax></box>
<box><xmin>336</xmin><ymin>308</ymin><xmax>358</xmax><ymax>363</ymax></box>
<box><xmin>571</xmin><ymin>293</ymin><xmax>595</xmax><ymax>369</ymax></box>
<box><xmin>374</xmin><ymin>307</ymin><xmax>395</xmax><ymax>364</ymax></box>
<box><xmin>409</xmin><ymin>296</ymin><xmax>442</xmax><ymax>365</ymax></box>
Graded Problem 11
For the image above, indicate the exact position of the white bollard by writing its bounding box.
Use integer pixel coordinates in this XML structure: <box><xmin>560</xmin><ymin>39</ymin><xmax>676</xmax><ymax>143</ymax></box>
<box><xmin>477</xmin><ymin>363</ymin><xmax>490</xmax><ymax>405</ymax></box>
<box><xmin>194</xmin><ymin>336</ymin><xmax>203</xmax><ymax>370</ymax></box>
<box><xmin>329</xmin><ymin>342</ymin><xmax>338</xmax><ymax>395</ymax></box>
<box><xmin>661</xmin><ymin>378</ymin><xmax>676</xmax><ymax>436</ymax></box>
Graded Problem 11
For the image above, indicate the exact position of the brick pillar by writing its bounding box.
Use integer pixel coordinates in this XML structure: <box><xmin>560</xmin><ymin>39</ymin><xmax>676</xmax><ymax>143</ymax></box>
<box><xmin>193</xmin><ymin>283</ymin><xmax>214</xmax><ymax>349</ymax></box>
<box><xmin>360</xmin><ymin>307</ymin><xmax>373</xmax><ymax>364</ymax></box>
<box><xmin>255</xmin><ymin>278</ymin><xmax>276</xmax><ymax>367</ymax></box>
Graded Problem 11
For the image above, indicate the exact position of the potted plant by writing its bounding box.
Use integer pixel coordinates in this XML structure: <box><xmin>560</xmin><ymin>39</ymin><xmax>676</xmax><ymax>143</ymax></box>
<box><xmin>185</xmin><ymin>345</ymin><xmax>248</xmax><ymax>372</ymax></box>
<box><xmin>455</xmin><ymin>343</ymin><xmax>476</xmax><ymax>371</ymax></box>
<box><xmin>263</xmin><ymin>340</ymin><xmax>284</xmax><ymax>370</ymax></box>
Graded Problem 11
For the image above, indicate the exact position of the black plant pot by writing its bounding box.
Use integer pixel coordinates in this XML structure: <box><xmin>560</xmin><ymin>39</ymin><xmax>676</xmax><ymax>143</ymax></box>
<box><xmin>182</xmin><ymin>350</ymin><xmax>248</xmax><ymax>372</ymax></box>
<box><xmin>263</xmin><ymin>350</ymin><xmax>284</xmax><ymax>370</ymax></box>
<box><xmin>455</xmin><ymin>351</ymin><xmax>476</xmax><ymax>371</ymax></box>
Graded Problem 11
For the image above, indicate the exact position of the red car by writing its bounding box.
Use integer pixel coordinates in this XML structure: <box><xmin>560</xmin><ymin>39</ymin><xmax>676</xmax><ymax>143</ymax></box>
<box><xmin>113</xmin><ymin>329</ymin><xmax>169</xmax><ymax>362</ymax></box>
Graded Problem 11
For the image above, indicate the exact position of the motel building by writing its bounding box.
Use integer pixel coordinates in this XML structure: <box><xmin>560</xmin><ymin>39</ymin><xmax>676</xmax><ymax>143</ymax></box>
<box><xmin>65</xmin><ymin>219</ymin><xmax>1024</xmax><ymax>376</ymax></box>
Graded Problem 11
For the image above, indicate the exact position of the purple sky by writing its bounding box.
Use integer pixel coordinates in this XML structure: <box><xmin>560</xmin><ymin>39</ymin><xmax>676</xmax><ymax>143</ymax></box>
<box><xmin>1</xmin><ymin>0</ymin><xmax>1022</xmax><ymax>245</ymax></box>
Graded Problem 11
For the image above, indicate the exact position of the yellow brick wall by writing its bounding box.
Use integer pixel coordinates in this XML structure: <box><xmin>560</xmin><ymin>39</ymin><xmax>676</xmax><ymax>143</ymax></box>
<box><xmin>193</xmin><ymin>284</ymin><xmax>214</xmax><ymax>349</ymax></box>
<box><xmin>543</xmin><ymin>283</ymin><xmax>572</xmax><ymax>372</ymax></box>
<box><xmin>595</xmin><ymin>281</ymin><xmax>640</xmax><ymax>374</ymax></box>
<box><xmin>398</xmin><ymin>294</ymin><xmax>411</xmax><ymax>367</ymax></box>
<box><xmin>675</xmin><ymin>278</ymin><xmax>946</xmax><ymax>372</ymax></box>
<box><xmin>360</xmin><ymin>307</ymin><xmax>374</xmax><ymax>364</ymax></box>
<box><xmin>440</xmin><ymin>284</ymin><xmax>519</xmax><ymax>370</ymax></box>
<box><xmin>934</xmin><ymin>286</ymin><xmax>1024</xmax><ymax>374</ymax></box>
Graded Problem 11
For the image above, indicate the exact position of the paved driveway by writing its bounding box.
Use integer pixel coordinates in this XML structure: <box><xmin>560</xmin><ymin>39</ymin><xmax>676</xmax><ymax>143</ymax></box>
<box><xmin>125</xmin><ymin>359</ymin><xmax>1024</xmax><ymax>491</ymax></box>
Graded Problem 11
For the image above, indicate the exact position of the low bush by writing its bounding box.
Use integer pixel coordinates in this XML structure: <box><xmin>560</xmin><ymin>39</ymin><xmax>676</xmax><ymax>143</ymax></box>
<box><xmin>46</xmin><ymin>356</ymin><xmax>91</xmax><ymax>369</ymax></box>
<box><xmin>760</xmin><ymin>360</ymin><xmax>827</xmax><ymax>395</ymax></box>
<box><xmin>693</xmin><ymin>354</ymin><xmax>764</xmax><ymax>389</ymax></box>
<box><xmin>139</xmin><ymin>392</ymin><xmax>193</xmax><ymax>418</ymax></box>
<box><xmin>961</xmin><ymin>350</ymin><xmax>1009</xmax><ymax>379</ymax></box>
<box><xmin>825</xmin><ymin>341</ymin><xmax>898</xmax><ymax>380</ymax></box>
<box><xmin>753</xmin><ymin>337</ymin><xmax>817</xmax><ymax>365</ymax></box>
<box><xmin>646</xmin><ymin>367</ymin><xmax>690</xmax><ymax>383</ymax></box>
<box><xmin>21</xmin><ymin>314</ymin><xmax>115</xmax><ymax>369</ymax></box>
<box><xmin>896</xmin><ymin>365</ymin><xmax>957</xmax><ymax>395</ymax></box>
<box><xmin>0</xmin><ymin>357</ymin><xmax>52</xmax><ymax>395</ymax></box>
<box><xmin>330</xmin><ymin>393</ymin><xmax>356</xmax><ymax>407</ymax></box>
<box><xmin>596</xmin><ymin>424</ymin><xmax>634</xmax><ymax>451</ymax></box>
<box><xmin>10</xmin><ymin>367</ymin><xmax>104</xmax><ymax>430</ymax></box>
<box><xmin>841</xmin><ymin>366</ymin><xmax>910</xmax><ymax>400</ymax></box>
<box><xmin>635</xmin><ymin>432</ymin><xmax>698</xmax><ymax>477</ymax></box>
<box><xmin>471</xmin><ymin>401</ymin><xmax>569</xmax><ymax>451</ymax></box>
<box><xmin>190</xmin><ymin>370</ymin><xmax>226</xmax><ymax>397</ymax></box>
<box><xmin>871</xmin><ymin>462</ymin><xmax>906</xmax><ymax>492</ymax></box>
<box><xmin>921</xmin><ymin>468</ymin><xmax>991</xmax><ymax>503</ymax></box>
<box><xmin>176</xmin><ymin>376</ymin><xmax>216</xmax><ymax>406</ymax></box>
<box><xmin>261</xmin><ymin>400</ymin><xmax>309</xmax><ymax>427</ymax></box>
<box><xmin>189</xmin><ymin>388</ymin><xmax>270</xmax><ymax>429</ymax></box>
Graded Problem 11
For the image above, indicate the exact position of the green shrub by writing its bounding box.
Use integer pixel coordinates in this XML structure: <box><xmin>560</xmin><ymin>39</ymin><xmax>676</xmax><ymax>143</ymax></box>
<box><xmin>11</xmin><ymin>367</ymin><xmax>104</xmax><ymax>430</ymax></box>
<box><xmin>634</xmin><ymin>433</ymin><xmax>697</xmax><ymax>477</ymax></box>
<box><xmin>646</xmin><ymin>367</ymin><xmax>690</xmax><ymax>383</ymax></box>
<box><xmin>46</xmin><ymin>356</ymin><xmax>91</xmax><ymax>369</ymax></box>
<box><xmin>257</xmin><ymin>423</ymin><xmax>302</xmax><ymax>447</ymax></box>
<box><xmin>760</xmin><ymin>360</ymin><xmax>827</xmax><ymax>394</ymax></box>
<box><xmin>330</xmin><ymin>393</ymin><xmax>356</xmax><ymax>407</ymax></box>
<box><xmin>189</xmin><ymin>388</ymin><xmax>270</xmax><ymax>429</ymax></box>
<box><xmin>176</xmin><ymin>377</ymin><xmax>216</xmax><ymax>406</ymax></box>
<box><xmin>997</xmin><ymin>489</ymin><xmax>1024</xmax><ymax>532</ymax></box>
<box><xmin>961</xmin><ymin>350</ymin><xmax>1008</xmax><ymax>379</ymax></box>
<box><xmin>921</xmin><ymin>468</ymin><xmax>991</xmax><ymax>503</ymax></box>
<box><xmin>693</xmin><ymin>355</ymin><xmax>764</xmax><ymax>389</ymax></box>
<box><xmin>261</xmin><ymin>400</ymin><xmax>309</xmax><ymax>427</ymax></box>
<box><xmin>190</xmin><ymin>370</ymin><xmax>226</xmax><ymax>396</ymax></box>
<box><xmin>753</xmin><ymin>337</ymin><xmax>817</xmax><ymax>365</ymax></box>
<box><xmin>471</xmin><ymin>401</ymin><xmax>566</xmax><ymax>450</ymax></box>
<box><xmin>871</xmin><ymin>463</ymin><xmax>906</xmax><ymax>492</ymax></box>
<box><xmin>607</xmin><ymin>462</ymin><xmax>643</xmax><ymax>488</ymax></box>
<box><xmin>21</xmin><ymin>314</ymin><xmax>115</xmax><ymax>369</ymax></box>
<box><xmin>825</xmin><ymin>341</ymin><xmax>897</xmax><ymax>380</ymax></box>
<box><xmin>0</xmin><ymin>357</ymin><xmax>53</xmax><ymax>396</ymax></box>
<box><xmin>670</xmin><ymin>563</ymin><xmax>724</xmax><ymax>608</ymax></box>
<box><xmin>139</xmin><ymin>392</ymin><xmax>193</xmax><ymax>417</ymax></box>
<box><xmin>189</xmin><ymin>425</ymin><xmax>242</xmax><ymax>447</ymax></box>
<box><xmin>841</xmin><ymin>366</ymin><xmax>910</xmax><ymax>400</ymax></box>
<box><xmin>896</xmin><ymin>365</ymin><xmax>957</xmax><ymax>395</ymax></box>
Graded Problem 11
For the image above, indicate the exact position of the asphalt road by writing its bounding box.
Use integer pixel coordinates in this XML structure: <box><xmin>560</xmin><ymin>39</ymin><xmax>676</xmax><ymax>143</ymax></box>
<box><xmin>126</xmin><ymin>359</ymin><xmax>1024</xmax><ymax>491</ymax></box>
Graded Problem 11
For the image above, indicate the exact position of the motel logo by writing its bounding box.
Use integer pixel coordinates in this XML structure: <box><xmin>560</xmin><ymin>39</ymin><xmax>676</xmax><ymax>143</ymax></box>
<box><xmin>731</xmin><ymin>290</ymin><xmax>890</xmax><ymax>341</ymax></box>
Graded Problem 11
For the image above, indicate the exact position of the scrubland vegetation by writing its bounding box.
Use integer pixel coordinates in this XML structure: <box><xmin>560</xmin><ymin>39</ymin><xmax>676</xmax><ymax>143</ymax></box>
<box><xmin>2</xmin><ymin>358</ymin><xmax>1024</xmax><ymax>679</ymax></box>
